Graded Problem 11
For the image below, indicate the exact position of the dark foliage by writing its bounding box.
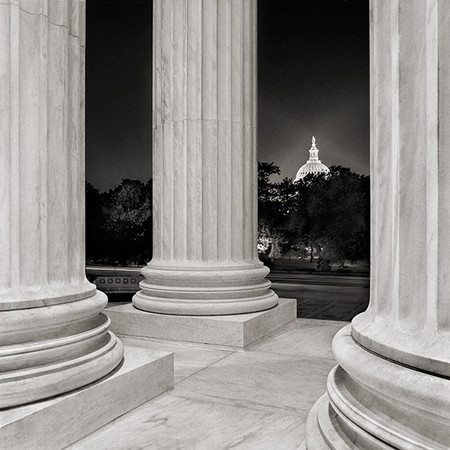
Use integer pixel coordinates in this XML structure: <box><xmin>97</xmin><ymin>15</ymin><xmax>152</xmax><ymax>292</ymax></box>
<box><xmin>87</xmin><ymin>165</ymin><xmax>369</xmax><ymax>269</ymax></box>
<box><xmin>86</xmin><ymin>179</ymin><xmax>152</xmax><ymax>266</ymax></box>
<box><xmin>258</xmin><ymin>162</ymin><xmax>370</xmax><ymax>267</ymax></box>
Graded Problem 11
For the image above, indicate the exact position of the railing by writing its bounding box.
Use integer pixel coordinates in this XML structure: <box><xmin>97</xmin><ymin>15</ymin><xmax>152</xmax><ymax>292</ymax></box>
<box><xmin>86</xmin><ymin>266</ymin><xmax>144</xmax><ymax>294</ymax></box>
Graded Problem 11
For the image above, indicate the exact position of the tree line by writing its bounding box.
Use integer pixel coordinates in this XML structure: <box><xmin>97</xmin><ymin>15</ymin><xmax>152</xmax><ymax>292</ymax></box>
<box><xmin>258</xmin><ymin>163</ymin><xmax>370</xmax><ymax>270</ymax></box>
<box><xmin>86</xmin><ymin>163</ymin><xmax>370</xmax><ymax>269</ymax></box>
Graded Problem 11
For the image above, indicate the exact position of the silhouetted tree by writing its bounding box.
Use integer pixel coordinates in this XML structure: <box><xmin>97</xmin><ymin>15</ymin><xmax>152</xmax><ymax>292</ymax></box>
<box><xmin>258</xmin><ymin>163</ymin><xmax>302</xmax><ymax>262</ymax></box>
<box><xmin>102</xmin><ymin>179</ymin><xmax>152</xmax><ymax>265</ymax></box>
<box><xmin>86</xmin><ymin>163</ymin><xmax>369</xmax><ymax>270</ymax></box>
<box><xmin>305</xmin><ymin>166</ymin><xmax>369</xmax><ymax>266</ymax></box>
<box><xmin>86</xmin><ymin>179</ymin><xmax>153</xmax><ymax>266</ymax></box>
<box><xmin>259</xmin><ymin>163</ymin><xmax>370</xmax><ymax>269</ymax></box>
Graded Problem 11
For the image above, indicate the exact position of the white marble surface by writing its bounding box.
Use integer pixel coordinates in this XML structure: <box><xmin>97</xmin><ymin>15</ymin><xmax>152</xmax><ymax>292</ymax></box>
<box><xmin>135</xmin><ymin>0</ymin><xmax>278</xmax><ymax>315</ymax></box>
<box><xmin>304</xmin><ymin>4</ymin><xmax>450</xmax><ymax>447</ymax></box>
<box><xmin>350</xmin><ymin>0</ymin><xmax>450</xmax><ymax>376</ymax></box>
<box><xmin>173</xmin><ymin>351</ymin><xmax>335</xmax><ymax>417</ymax></box>
<box><xmin>0</xmin><ymin>0</ymin><xmax>123</xmax><ymax>408</ymax></box>
<box><xmin>107</xmin><ymin>298</ymin><xmax>296</xmax><ymax>347</ymax></box>
<box><xmin>306</xmin><ymin>327</ymin><xmax>450</xmax><ymax>449</ymax></box>
<box><xmin>0</xmin><ymin>0</ymin><xmax>91</xmax><ymax>310</ymax></box>
<box><xmin>69</xmin><ymin>319</ymin><xmax>340</xmax><ymax>449</ymax></box>
<box><xmin>70</xmin><ymin>395</ymin><xmax>305</xmax><ymax>450</ymax></box>
<box><xmin>248</xmin><ymin>319</ymin><xmax>347</xmax><ymax>359</ymax></box>
<box><xmin>1</xmin><ymin>346</ymin><xmax>173</xmax><ymax>449</ymax></box>
<box><xmin>120</xmin><ymin>335</ymin><xmax>231</xmax><ymax>383</ymax></box>
<box><xmin>151</xmin><ymin>0</ymin><xmax>257</xmax><ymax>264</ymax></box>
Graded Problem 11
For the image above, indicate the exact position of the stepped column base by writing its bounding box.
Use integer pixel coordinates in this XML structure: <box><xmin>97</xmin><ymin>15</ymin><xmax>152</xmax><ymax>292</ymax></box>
<box><xmin>133</xmin><ymin>263</ymin><xmax>278</xmax><ymax>316</ymax></box>
<box><xmin>0</xmin><ymin>292</ymin><xmax>124</xmax><ymax>408</ymax></box>
<box><xmin>303</xmin><ymin>326</ymin><xmax>450</xmax><ymax>449</ymax></box>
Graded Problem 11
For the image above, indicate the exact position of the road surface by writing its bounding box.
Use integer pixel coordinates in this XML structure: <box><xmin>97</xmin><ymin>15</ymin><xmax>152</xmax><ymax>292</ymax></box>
<box><xmin>268</xmin><ymin>272</ymin><xmax>369</xmax><ymax>321</ymax></box>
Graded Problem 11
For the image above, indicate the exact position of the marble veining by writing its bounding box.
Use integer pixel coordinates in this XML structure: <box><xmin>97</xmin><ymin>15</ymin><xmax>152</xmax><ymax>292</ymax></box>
<box><xmin>173</xmin><ymin>351</ymin><xmax>336</xmax><ymax>417</ymax></box>
<box><xmin>67</xmin><ymin>319</ymin><xmax>340</xmax><ymax>449</ymax></box>
<box><xmin>0</xmin><ymin>0</ymin><xmax>123</xmax><ymax>409</ymax></box>
<box><xmin>70</xmin><ymin>395</ymin><xmax>305</xmax><ymax>450</ymax></box>
<box><xmin>119</xmin><ymin>335</ymin><xmax>232</xmax><ymax>384</ymax></box>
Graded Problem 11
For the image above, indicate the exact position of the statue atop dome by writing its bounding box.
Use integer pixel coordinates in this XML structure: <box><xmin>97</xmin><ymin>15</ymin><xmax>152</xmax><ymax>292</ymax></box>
<box><xmin>294</xmin><ymin>136</ymin><xmax>330</xmax><ymax>182</ymax></box>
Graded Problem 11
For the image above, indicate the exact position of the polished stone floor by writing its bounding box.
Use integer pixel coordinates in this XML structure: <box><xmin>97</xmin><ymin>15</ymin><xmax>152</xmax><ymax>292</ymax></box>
<box><xmin>69</xmin><ymin>318</ymin><xmax>347</xmax><ymax>449</ymax></box>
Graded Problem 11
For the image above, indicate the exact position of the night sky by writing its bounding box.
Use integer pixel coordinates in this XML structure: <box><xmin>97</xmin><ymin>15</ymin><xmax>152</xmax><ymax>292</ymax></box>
<box><xmin>86</xmin><ymin>0</ymin><xmax>369</xmax><ymax>192</ymax></box>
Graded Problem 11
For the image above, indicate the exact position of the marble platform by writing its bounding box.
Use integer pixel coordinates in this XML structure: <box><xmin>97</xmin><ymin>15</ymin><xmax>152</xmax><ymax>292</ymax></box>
<box><xmin>1</xmin><ymin>346</ymin><xmax>174</xmax><ymax>449</ymax></box>
<box><xmin>69</xmin><ymin>318</ymin><xmax>346</xmax><ymax>449</ymax></box>
<box><xmin>105</xmin><ymin>298</ymin><xmax>296</xmax><ymax>348</ymax></box>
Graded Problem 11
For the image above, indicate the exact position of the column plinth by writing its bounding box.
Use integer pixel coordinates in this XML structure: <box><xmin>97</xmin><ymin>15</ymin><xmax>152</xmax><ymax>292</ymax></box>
<box><xmin>0</xmin><ymin>0</ymin><xmax>123</xmax><ymax>408</ymax></box>
<box><xmin>304</xmin><ymin>0</ymin><xmax>450</xmax><ymax>447</ymax></box>
<box><xmin>133</xmin><ymin>0</ymin><xmax>278</xmax><ymax>315</ymax></box>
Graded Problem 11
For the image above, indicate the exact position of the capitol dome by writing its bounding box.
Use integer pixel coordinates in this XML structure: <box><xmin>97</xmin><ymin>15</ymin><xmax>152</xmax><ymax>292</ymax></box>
<box><xmin>294</xmin><ymin>136</ymin><xmax>330</xmax><ymax>182</ymax></box>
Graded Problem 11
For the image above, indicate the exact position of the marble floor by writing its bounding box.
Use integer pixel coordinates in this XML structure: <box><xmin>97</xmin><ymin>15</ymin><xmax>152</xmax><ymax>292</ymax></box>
<box><xmin>69</xmin><ymin>319</ymin><xmax>347</xmax><ymax>450</ymax></box>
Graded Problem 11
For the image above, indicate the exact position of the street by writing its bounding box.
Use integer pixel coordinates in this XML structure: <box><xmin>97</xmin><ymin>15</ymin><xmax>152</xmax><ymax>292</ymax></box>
<box><xmin>268</xmin><ymin>272</ymin><xmax>369</xmax><ymax>321</ymax></box>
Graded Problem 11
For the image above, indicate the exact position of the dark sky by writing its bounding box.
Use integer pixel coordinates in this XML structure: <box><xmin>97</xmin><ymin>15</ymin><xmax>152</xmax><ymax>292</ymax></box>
<box><xmin>86</xmin><ymin>0</ymin><xmax>369</xmax><ymax>192</ymax></box>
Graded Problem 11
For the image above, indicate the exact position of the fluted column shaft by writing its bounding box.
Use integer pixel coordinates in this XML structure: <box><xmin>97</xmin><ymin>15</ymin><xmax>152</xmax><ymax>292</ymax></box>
<box><xmin>352</xmin><ymin>0</ymin><xmax>450</xmax><ymax>377</ymax></box>
<box><xmin>133</xmin><ymin>0</ymin><xmax>278</xmax><ymax>315</ymax></box>
<box><xmin>304</xmin><ymin>1</ymin><xmax>450</xmax><ymax>448</ymax></box>
<box><xmin>0</xmin><ymin>0</ymin><xmax>123</xmax><ymax>408</ymax></box>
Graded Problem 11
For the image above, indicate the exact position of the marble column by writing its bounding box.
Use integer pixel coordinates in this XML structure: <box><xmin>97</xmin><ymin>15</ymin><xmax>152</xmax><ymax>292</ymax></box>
<box><xmin>303</xmin><ymin>1</ymin><xmax>450</xmax><ymax>448</ymax></box>
<box><xmin>0</xmin><ymin>0</ymin><xmax>123</xmax><ymax>408</ymax></box>
<box><xmin>133</xmin><ymin>0</ymin><xmax>278</xmax><ymax>315</ymax></box>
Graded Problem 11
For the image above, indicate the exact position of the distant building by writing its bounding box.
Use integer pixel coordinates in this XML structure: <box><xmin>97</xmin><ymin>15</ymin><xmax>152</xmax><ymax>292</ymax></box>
<box><xmin>294</xmin><ymin>136</ymin><xmax>330</xmax><ymax>181</ymax></box>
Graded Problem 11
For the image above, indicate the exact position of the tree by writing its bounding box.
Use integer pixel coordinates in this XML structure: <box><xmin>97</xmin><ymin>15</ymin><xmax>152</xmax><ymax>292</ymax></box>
<box><xmin>300</xmin><ymin>166</ymin><xmax>370</xmax><ymax>266</ymax></box>
<box><xmin>86</xmin><ymin>179</ymin><xmax>153</xmax><ymax>266</ymax></box>
<box><xmin>102</xmin><ymin>179</ymin><xmax>153</xmax><ymax>265</ymax></box>
<box><xmin>258</xmin><ymin>163</ymin><xmax>300</xmax><ymax>263</ymax></box>
<box><xmin>86</xmin><ymin>164</ymin><xmax>370</xmax><ymax>270</ymax></box>
<box><xmin>258</xmin><ymin>162</ymin><xmax>370</xmax><ymax>269</ymax></box>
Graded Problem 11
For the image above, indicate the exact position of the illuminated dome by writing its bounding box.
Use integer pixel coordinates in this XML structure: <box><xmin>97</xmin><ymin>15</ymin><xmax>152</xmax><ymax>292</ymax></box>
<box><xmin>294</xmin><ymin>136</ymin><xmax>330</xmax><ymax>182</ymax></box>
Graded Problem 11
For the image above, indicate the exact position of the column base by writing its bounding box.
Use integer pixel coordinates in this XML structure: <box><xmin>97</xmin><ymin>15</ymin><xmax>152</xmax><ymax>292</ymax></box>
<box><xmin>303</xmin><ymin>326</ymin><xmax>450</xmax><ymax>449</ymax></box>
<box><xmin>133</xmin><ymin>264</ymin><xmax>279</xmax><ymax>315</ymax></box>
<box><xmin>1</xmin><ymin>291</ymin><xmax>126</xmax><ymax>408</ymax></box>
<box><xmin>1</xmin><ymin>345</ymin><xmax>174</xmax><ymax>449</ymax></box>
<box><xmin>106</xmin><ymin>298</ymin><xmax>296</xmax><ymax>348</ymax></box>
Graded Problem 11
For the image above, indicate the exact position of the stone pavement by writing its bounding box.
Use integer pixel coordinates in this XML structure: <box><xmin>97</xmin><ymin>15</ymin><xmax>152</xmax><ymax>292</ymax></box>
<box><xmin>271</xmin><ymin>281</ymin><xmax>369</xmax><ymax>322</ymax></box>
<box><xmin>68</xmin><ymin>318</ymin><xmax>347</xmax><ymax>449</ymax></box>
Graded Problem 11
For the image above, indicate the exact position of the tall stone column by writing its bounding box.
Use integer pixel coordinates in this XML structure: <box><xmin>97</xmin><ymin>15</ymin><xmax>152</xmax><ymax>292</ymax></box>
<box><xmin>0</xmin><ymin>0</ymin><xmax>123</xmax><ymax>408</ymax></box>
<box><xmin>133</xmin><ymin>0</ymin><xmax>278</xmax><ymax>315</ymax></box>
<box><xmin>304</xmin><ymin>1</ymin><xmax>450</xmax><ymax>447</ymax></box>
